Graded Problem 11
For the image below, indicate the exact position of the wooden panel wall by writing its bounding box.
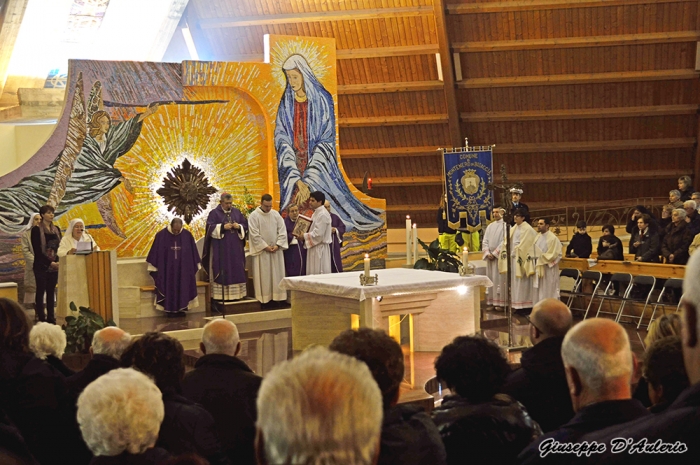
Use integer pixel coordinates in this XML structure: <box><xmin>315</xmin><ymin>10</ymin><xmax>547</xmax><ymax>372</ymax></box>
<box><xmin>184</xmin><ymin>0</ymin><xmax>700</xmax><ymax>227</ymax></box>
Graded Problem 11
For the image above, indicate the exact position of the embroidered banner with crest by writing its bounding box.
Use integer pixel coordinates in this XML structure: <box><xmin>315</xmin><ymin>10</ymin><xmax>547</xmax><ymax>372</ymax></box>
<box><xmin>442</xmin><ymin>148</ymin><xmax>493</xmax><ymax>232</ymax></box>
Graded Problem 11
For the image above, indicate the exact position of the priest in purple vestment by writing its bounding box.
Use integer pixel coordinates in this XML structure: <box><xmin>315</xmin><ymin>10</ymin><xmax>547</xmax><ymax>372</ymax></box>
<box><xmin>325</xmin><ymin>201</ymin><xmax>346</xmax><ymax>273</ymax></box>
<box><xmin>146</xmin><ymin>218</ymin><xmax>200</xmax><ymax>316</ymax></box>
<box><xmin>284</xmin><ymin>204</ymin><xmax>306</xmax><ymax>277</ymax></box>
<box><xmin>202</xmin><ymin>193</ymin><xmax>248</xmax><ymax>306</ymax></box>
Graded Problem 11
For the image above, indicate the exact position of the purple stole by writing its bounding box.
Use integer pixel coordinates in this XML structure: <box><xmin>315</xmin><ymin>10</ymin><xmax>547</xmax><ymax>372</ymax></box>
<box><xmin>202</xmin><ymin>206</ymin><xmax>248</xmax><ymax>285</ymax></box>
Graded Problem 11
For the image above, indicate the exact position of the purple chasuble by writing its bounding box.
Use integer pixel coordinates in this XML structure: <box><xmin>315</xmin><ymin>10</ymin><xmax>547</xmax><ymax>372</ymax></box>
<box><xmin>330</xmin><ymin>213</ymin><xmax>346</xmax><ymax>273</ymax></box>
<box><xmin>284</xmin><ymin>215</ymin><xmax>306</xmax><ymax>277</ymax></box>
<box><xmin>146</xmin><ymin>227</ymin><xmax>200</xmax><ymax>313</ymax></box>
<box><xmin>202</xmin><ymin>206</ymin><xmax>248</xmax><ymax>285</ymax></box>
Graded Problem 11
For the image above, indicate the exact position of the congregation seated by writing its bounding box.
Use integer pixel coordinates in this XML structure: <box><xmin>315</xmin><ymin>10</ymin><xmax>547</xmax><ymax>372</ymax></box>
<box><xmin>330</xmin><ymin>328</ymin><xmax>447</xmax><ymax>465</ymax></box>
<box><xmin>597</xmin><ymin>224</ymin><xmax>623</xmax><ymax>260</ymax></box>
<box><xmin>684</xmin><ymin>200</ymin><xmax>700</xmax><ymax>237</ymax></box>
<box><xmin>77</xmin><ymin>368</ymin><xmax>171</xmax><ymax>465</ymax></box>
<box><xmin>632</xmin><ymin>214</ymin><xmax>660</xmax><ymax>262</ymax></box>
<box><xmin>668</xmin><ymin>189</ymin><xmax>684</xmax><ymax>209</ymax></box>
<box><xmin>516</xmin><ymin>318</ymin><xmax>650</xmax><ymax>464</ymax></box>
<box><xmin>0</xmin><ymin>298</ymin><xmax>90</xmax><ymax>465</ymax></box>
<box><xmin>431</xmin><ymin>335</ymin><xmax>541</xmax><ymax>465</ymax></box>
<box><xmin>181</xmin><ymin>320</ymin><xmax>262</xmax><ymax>465</ymax></box>
<box><xmin>661</xmin><ymin>209</ymin><xmax>693</xmax><ymax>265</ymax></box>
<box><xmin>67</xmin><ymin>327</ymin><xmax>131</xmax><ymax>401</ymax></box>
<box><xmin>255</xmin><ymin>346</ymin><xmax>383</xmax><ymax>464</ymax></box>
<box><xmin>643</xmin><ymin>336</ymin><xmax>688</xmax><ymax>413</ymax></box>
<box><xmin>28</xmin><ymin>321</ymin><xmax>74</xmax><ymax>377</ymax></box>
<box><xmin>502</xmin><ymin>299</ymin><xmax>574</xmax><ymax>433</ymax></box>
<box><xmin>678</xmin><ymin>175</ymin><xmax>694</xmax><ymax>201</ymax></box>
<box><xmin>57</xmin><ymin>218</ymin><xmax>100</xmax><ymax>257</ymax></box>
<box><xmin>120</xmin><ymin>332</ymin><xmax>230</xmax><ymax>465</ymax></box>
<box><xmin>578</xmin><ymin>252</ymin><xmax>700</xmax><ymax>463</ymax></box>
<box><xmin>565</xmin><ymin>221</ymin><xmax>592</xmax><ymax>258</ymax></box>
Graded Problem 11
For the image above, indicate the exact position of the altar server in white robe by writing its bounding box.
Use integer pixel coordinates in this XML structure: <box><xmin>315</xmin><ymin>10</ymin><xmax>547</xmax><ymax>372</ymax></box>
<box><xmin>482</xmin><ymin>207</ymin><xmax>507</xmax><ymax>308</ymax></box>
<box><xmin>296</xmin><ymin>191</ymin><xmax>332</xmax><ymax>275</ymax></box>
<box><xmin>499</xmin><ymin>208</ymin><xmax>537</xmax><ymax>311</ymax></box>
<box><xmin>533</xmin><ymin>217</ymin><xmax>563</xmax><ymax>303</ymax></box>
<box><xmin>248</xmin><ymin>194</ymin><xmax>288</xmax><ymax>306</ymax></box>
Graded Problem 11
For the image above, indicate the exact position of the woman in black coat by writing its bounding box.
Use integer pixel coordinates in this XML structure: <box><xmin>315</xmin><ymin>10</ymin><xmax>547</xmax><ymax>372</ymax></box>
<box><xmin>597</xmin><ymin>224</ymin><xmax>624</xmax><ymax>261</ymax></box>
<box><xmin>431</xmin><ymin>335</ymin><xmax>542</xmax><ymax>465</ymax></box>
<box><xmin>30</xmin><ymin>205</ymin><xmax>62</xmax><ymax>324</ymax></box>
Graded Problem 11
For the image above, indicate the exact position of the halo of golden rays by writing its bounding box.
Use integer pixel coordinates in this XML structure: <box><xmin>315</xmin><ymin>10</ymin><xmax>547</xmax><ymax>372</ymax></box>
<box><xmin>111</xmin><ymin>88</ymin><xmax>268</xmax><ymax>257</ymax></box>
<box><xmin>270</xmin><ymin>37</ymin><xmax>334</xmax><ymax>91</ymax></box>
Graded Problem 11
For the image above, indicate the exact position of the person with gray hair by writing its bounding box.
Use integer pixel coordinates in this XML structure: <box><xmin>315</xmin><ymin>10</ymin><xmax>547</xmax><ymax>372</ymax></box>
<box><xmin>516</xmin><ymin>318</ymin><xmax>650</xmax><ymax>464</ymax></box>
<box><xmin>684</xmin><ymin>199</ymin><xmax>700</xmax><ymax>237</ymax></box>
<box><xmin>202</xmin><ymin>192</ymin><xmax>249</xmax><ymax>310</ymax></box>
<box><xmin>67</xmin><ymin>327</ymin><xmax>132</xmax><ymax>400</ymax></box>
<box><xmin>29</xmin><ymin>321</ymin><xmax>74</xmax><ymax>377</ymax></box>
<box><xmin>182</xmin><ymin>319</ymin><xmax>262</xmax><ymax>465</ymax></box>
<box><xmin>503</xmin><ymin>299</ymin><xmax>574</xmax><ymax>432</ymax></box>
<box><xmin>255</xmin><ymin>346</ymin><xmax>383</xmax><ymax>465</ymax></box>
<box><xmin>661</xmin><ymin>208</ymin><xmax>693</xmax><ymax>264</ymax></box>
<box><xmin>77</xmin><ymin>367</ymin><xmax>170</xmax><ymax>464</ymax></box>
<box><xmin>668</xmin><ymin>190</ymin><xmax>684</xmax><ymax>209</ymax></box>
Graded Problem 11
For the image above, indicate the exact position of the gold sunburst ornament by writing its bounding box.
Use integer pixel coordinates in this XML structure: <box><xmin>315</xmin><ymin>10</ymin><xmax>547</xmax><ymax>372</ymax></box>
<box><xmin>156</xmin><ymin>159</ymin><xmax>218</xmax><ymax>224</ymax></box>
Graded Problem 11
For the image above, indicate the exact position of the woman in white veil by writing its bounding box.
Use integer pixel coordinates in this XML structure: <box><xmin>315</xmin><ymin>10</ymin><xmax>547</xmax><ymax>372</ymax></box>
<box><xmin>57</xmin><ymin>218</ymin><xmax>100</xmax><ymax>257</ymax></box>
<box><xmin>20</xmin><ymin>213</ymin><xmax>41</xmax><ymax>307</ymax></box>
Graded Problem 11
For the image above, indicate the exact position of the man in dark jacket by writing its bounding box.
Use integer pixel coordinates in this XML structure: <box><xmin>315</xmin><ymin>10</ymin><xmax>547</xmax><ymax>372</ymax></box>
<box><xmin>330</xmin><ymin>328</ymin><xmax>447</xmax><ymax>465</ymax></box>
<box><xmin>516</xmin><ymin>318</ymin><xmax>650</xmax><ymax>464</ymax></box>
<box><xmin>503</xmin><ymin>298</ymin><xmax>574</xmax><ymax>432</ymax></box>
<box><xmin>67</xmin><ymin>327</ymin><xmax>131</xmax><ymax>401</ymax></box>
<box><xmin>573</xmin><ymin>252</ymin><xmax>700</xmax><ymax>464</ymax></box>
<box><xmin>565</xmin><ymin>221</ymin><xmax>592</xmax><ymax>258</ymax></box>
<box><xmin>684</xmin><ymin>200</ymin><xmax>700</xmax><ymax>237</ymax></box>
<box><xmin>181</xmin><ymin>319</ymin><xmax>261</xmax><ymax>465</ymax></box>
<box><xmin>633</xmin><ymin>214</ymin><xmax>661</xmax><ymax>263</ymax></box>
<box><xmin>662</xmin><ymin>209</ymin><xmax>693</xmax><ymax>265</ymax></box>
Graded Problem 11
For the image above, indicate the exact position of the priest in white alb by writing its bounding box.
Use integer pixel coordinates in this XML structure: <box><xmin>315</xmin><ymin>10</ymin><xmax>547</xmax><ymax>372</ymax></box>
<box><xmin>499</xmin><ymin>208</ymin><xmax>537</xmax><ymax>313</ymax></box>
<box><xmin>532</xmin><ymin>217</ymin><xmax>563</xmax><ymax>303</ymax></box>
<box><xmin>248</xmin><ymin>194</ymin><xmax>288</xmax><ymax>308</ymax></box>
<box><xmin>296</xmin><ymin>191</ymin><xmax>332</xmax><ymax>275</ymax></box>
<box><xmin>482</xmin><ymin>207</ymin><xmax>507</xmax><ymax>308</ymax></box>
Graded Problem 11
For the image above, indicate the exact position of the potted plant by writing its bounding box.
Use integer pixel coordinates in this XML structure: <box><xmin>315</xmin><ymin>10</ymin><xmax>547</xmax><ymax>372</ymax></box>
<box><xmin>413</xmin><ymin>239</ymin><xmax>462</xmax><ymax>273</ymax></box>
<box><xmin>61</xmin><ymin>302</ymin><xmax>116</xmax><ymax>371</ymax></box>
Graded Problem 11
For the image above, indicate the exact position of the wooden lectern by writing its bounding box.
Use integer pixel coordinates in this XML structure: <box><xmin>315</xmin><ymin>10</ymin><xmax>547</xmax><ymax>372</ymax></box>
<box><xmin>57</xmin><ymin>251</ymin><xmax>119</xmax><ymax>324</ymax></box>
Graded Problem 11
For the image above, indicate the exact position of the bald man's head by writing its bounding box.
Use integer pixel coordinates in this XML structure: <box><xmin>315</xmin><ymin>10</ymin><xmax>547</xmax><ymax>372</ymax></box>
<box><xmin>530</xmin><ymin>299</ymin><xmax>573</xmax><ymax>343</ymax></box>
<box><xmin>324</xmin><ymin>200</ymin><xmax>331</xmax><ymax>212</ymax></box>
<box><xmin>561</xmin><ymin>319</ymin><xmax>633</xmax><ymax>406</ymax></box>
<box><xmin>201</xmin><ymin>319</ymin><xmax>240</xmax><ymax>356</ymax></box>
<box><xmin>92</xmin><ymin>327</ymin><xmax>132</xmax><ymax>359</ymax></box>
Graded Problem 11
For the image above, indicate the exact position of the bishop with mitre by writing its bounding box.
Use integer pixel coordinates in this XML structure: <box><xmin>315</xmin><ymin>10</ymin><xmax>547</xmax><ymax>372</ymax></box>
<box><xmin>146</xmin><ymin>218</ymin><xmax>201</xmax><ymax>316</ymax></box>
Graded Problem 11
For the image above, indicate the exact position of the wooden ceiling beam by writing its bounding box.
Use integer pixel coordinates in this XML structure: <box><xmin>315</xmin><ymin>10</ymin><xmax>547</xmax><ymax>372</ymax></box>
<box><xmin>458</xmin><ymin>69</ymin><xmax>699</xmax><ymax>88</ymax></box>
<box><xmin>340</xmin><ymin>114</ymin><xmax>449</xmax><ymax>127</ymax></box>
<box><xmin>353</xmin><ymin>170</ymin><xmax>687</xmax><ymax>188</ymax></box>
<box><xmin>496</xmin><ymin>138</ymin><xmax>696</xmax><ymax>153</ymax></box>
<box><xmin>222</xmin><ymin>45</ymin><xmax>441</xmax><ymax>63</ymax></box>
<box><xmin>446</xmin><ymin>0</ymin><xmax>688</xmax><ymax>14</ymax></box>
<box><xmin>461</xmin><ymin>105</ymin><xmax>700</xmax><ymax>122</ymax></box>
<box><xmin>199</xmin><ymin>6</ymin><xmax>434</xmax><ymax>29</ymax></box>
<box><xmin>433</xmin><ymin>0</ymin><xmax>462</xmax><ymax>147</ymax></box>
<box><xmin>340</xmin><ymin>146</ymin><xmax>440</xmax><ymax>159</ymax></box>
<box><xmin>338</xmin><ymin>80</ymin><xmax>443</xmax><ymax>94</ymax></box>
<box><xmin>453</xmin><ymin>31</ymin><xmax>700</xmax><ymax>52</ymax></box>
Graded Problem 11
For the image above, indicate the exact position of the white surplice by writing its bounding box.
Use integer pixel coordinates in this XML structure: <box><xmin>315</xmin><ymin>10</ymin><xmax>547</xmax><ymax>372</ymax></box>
<box><xmin>304</xmin><ymin>205</ymin><xmax>332</xmax><ymax>275</ymax></box>
<box><xmin>532</xmin><ymin>230</ymin><xmax>563</xmax><ymax>304</ymax></box>
<box><xmin>499</xmin><ymin>222</ymin><xmax>537</xmax><ymax>309</ymax></box>
<box><xmin>248</xmin><ymin>207</ymin><xmax>289</xmax><ymax>303</ymax></box>
<box><xmin>482</xmin><ymin>218</ymin><xmax>507</xmax><ymax>306</ymax></box>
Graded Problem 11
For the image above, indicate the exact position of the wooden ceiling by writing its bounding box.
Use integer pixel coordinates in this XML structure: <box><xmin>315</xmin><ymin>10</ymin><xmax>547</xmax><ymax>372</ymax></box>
<box><xmin>128</xmin><ymin>1</ymin><xmax>700</xmax><ymax>225</ymax></box>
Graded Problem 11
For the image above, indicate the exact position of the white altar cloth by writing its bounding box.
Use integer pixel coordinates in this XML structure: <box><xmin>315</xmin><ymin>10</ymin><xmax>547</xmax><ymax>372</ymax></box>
<box><xmin>279</xmin><ymin>268</ymin><xmax>492</xmax><ymax>301</ymax></box>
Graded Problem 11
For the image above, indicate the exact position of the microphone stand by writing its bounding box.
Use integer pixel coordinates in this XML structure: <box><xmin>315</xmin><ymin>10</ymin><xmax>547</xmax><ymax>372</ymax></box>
<box><xmin>487</xmin><ymin>165</ymin><xmax>526</xmax><ymax>351</ymax></box>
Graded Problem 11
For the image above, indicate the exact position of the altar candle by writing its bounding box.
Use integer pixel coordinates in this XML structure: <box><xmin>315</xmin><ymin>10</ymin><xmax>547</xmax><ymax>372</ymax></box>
<box><xmin>412</xmin><ymin>224</ymin><xmax>418</xmax><ymax>264</ymax></box>
<box><xmin>364</xmin><ymin>253</ymin><xmax>371</xmax><ymax>278</ymax></box>
<box><xmin>405</xmin><ymin>216</ymin><xmax>412</xmax><ymax>265</ymax></box>
<box><xmin>462</xmin><ymin>247</ymin><xmax>469</xmax><ymax>267</ymax></box>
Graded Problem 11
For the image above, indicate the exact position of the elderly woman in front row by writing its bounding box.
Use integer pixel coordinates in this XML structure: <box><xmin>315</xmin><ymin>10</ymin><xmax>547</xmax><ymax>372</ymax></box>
<box><xmin>661</xmin><ymin>208</ymin><xmax>694</xmax><ymax>265</ymax></box>
<box><xmin>29</xmin><ymin>321</ymin><xmax>74</xmax><ymax>377</ymax></box>
<box><xmin>57</xmin><ymin>218</ymin><xmax>100</xmax><ymax>257</ymax></box>
<box><xmin>77</xmin><ymin>368</ymin><xmax>170</xmax><ymax>464</ymax></box>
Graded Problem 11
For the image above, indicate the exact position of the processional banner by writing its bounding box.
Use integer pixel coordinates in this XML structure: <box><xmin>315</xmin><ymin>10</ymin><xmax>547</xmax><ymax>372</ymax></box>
<box><xmin>442</xmin><ymin>147</ymin><xmax>494</xmax><ymax>232</ymax></box>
